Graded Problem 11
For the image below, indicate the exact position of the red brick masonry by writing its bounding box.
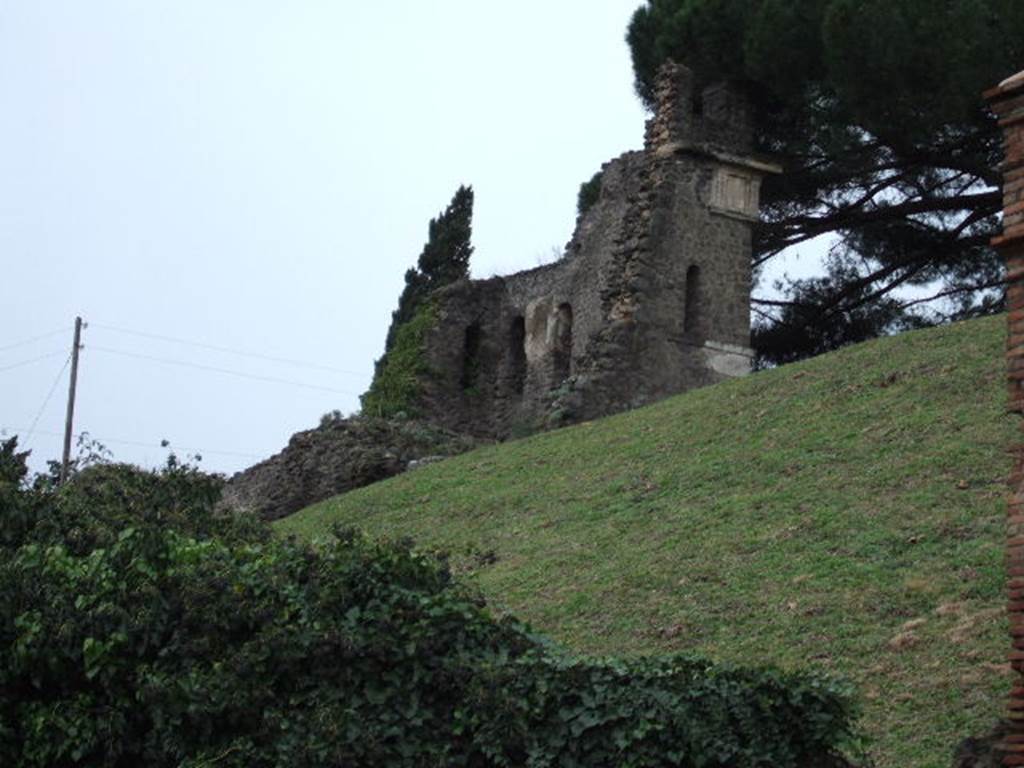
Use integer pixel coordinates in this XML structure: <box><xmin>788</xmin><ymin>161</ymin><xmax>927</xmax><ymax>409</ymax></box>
<box><xmin>986</xmin><ymin>69</ymin><xmax>1024</xmax><ymax>767</ymax></box>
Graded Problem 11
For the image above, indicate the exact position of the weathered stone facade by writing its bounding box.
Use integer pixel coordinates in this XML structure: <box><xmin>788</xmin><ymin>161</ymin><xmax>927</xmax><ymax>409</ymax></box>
<box><xmin>411</xmin><ymin>62</ymin><xmax>780</xmax><ymax>437</ymax></box>
<box><xmin>224</xmin><ymin>62</ymin><xmax>779</xmax><ymax>518</ymax></box>
<box><xmin>986</xmin><ymin>69</ymin><xmax>1024</xmax><ymax>767</ymax></box>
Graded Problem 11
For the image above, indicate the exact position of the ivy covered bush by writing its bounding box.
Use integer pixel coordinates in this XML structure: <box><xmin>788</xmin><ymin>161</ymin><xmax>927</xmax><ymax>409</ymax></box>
<box><xmin>0</xmin><ymin>438</ymin><xmax>860</xmax><ymax>767</ymax></box>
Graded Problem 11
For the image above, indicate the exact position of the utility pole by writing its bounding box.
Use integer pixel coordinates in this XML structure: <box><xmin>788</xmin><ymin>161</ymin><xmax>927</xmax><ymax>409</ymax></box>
<box><xmin>60</xmin><ymin>316</ymin><xmax>83</xmax><ymax>485</ymax></box>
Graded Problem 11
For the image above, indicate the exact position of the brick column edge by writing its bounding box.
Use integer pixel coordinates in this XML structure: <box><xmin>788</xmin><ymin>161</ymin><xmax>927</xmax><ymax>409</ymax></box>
<box><xmin>986</xmin><ymin>69</ymin><xmax>1024</xmax><ymax>767</ymax></box>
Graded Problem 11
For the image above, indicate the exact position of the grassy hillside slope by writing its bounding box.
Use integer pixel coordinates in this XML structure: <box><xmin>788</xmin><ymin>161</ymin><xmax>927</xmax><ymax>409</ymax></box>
<box><xmin>279</xmin><ymin>315</ymin><xmax>1013</xmax><ymax>768</ymax></box>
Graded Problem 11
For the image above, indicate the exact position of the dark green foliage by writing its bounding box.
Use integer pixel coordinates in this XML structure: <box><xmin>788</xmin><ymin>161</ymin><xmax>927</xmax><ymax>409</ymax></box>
<box><xmin>469</xmin><ymin>654</ymin><xmax>857</xmax><ymax>767</ymax></box>
<box><xmin>0</xmin><ymin>438</ymin><xmax>35</xmax><ymax>552</ymax></box>
<box><xmin>360</xmin><ymin>299</ymin><xmax>438</xmax><ymax>417</ymax></box>
<box><xmin>0</xmin><ymin>525</ymin><xmax>498</xmax><ymax>767</ymax></box>
<box><xmin>627</xmin><ymin>0</ymin><xmax>1023</xmax><ymax>364</ymax></box>
<box><xmin>0</xmin><ymin>438</ymin><xmax>29</xmax><ymax>487</ymax></box>
<box><xmin>1</xmin><ymin>449</ymin><xmax>260</xmax><ymax>555</ymax></box>
<box><xmin>577</xmin><ymin>170</ymin><xmax>604</xmax><ymax>217</ymax></box>
<box><xmin>0</xmin><ymin>439</ymin><xmax>860</xmax><ymax>767</ymax></box>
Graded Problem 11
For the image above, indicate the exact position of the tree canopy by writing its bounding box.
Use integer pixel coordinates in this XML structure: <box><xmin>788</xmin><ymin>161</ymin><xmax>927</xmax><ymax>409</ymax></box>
<box><xmin>627</xmin><ymin>0</ymin><xmax>1024</xmax><ymax>364</ymax></box>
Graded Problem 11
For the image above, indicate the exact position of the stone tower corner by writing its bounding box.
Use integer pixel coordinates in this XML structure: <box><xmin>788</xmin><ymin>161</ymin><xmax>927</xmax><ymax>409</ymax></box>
<box><xmin>644</xmin><ymin>60</ymin><xmax>698</xmax><ymax>153</ymax></box>
<box><xmin>643</xmin><ymin>59</ymin><xmax>756</xmax><ymax>157</ymax></box>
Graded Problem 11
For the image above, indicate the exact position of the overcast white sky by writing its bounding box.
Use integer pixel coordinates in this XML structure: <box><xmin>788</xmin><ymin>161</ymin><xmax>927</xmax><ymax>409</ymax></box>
<box><xmin>0</xmin><ymin>1</ymin><xmax>822</xmax><ymax>476</ymax></box>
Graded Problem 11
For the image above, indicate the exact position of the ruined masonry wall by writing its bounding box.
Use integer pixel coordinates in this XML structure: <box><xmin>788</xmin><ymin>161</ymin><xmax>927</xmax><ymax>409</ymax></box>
<box><xmin>415</xmin><ymin>62</ymin><xmax>776</xmax><ymax>439</ymax></box>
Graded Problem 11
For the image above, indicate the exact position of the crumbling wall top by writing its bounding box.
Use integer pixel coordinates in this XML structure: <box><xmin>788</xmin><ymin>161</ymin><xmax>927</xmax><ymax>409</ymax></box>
<box><xmin>644</xmin><ymin>60</ymin><xmax>698</xmax><ymax>150</ymax></box>
<box><xmin>643</xmin><ymin>59</ymin><xmax>756</xmax><ymax>157</ymax></box>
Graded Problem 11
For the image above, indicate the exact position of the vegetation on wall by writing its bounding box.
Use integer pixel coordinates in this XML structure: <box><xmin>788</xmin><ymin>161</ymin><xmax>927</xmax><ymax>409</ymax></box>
<box><xmin>360</xmin><ymin>299</ymin><xmax>438</xmax><ymax>417</ymax></box>
<box><xmin>626</xmin><ymin>0</ymin><xmax>1024</xmax><ymax>365</ymax></box>
<box><xmin>577</xmin><ymin>170</ymin><xmax>604</xmax><ymax>217</ymax></box>
<box><xmin>0</xmin><ymin>438</ymin><xmax>858</xmax><ymax>767</ymax></box>
<box><xmin>363</xmin><ymin>185</ymin><xmax>474</xmax><ymax>416</ymax></box>
<box><xmin>387</xmin><ymin>185</ymin><xmax>474</xmax><ymax>350</ymax></box>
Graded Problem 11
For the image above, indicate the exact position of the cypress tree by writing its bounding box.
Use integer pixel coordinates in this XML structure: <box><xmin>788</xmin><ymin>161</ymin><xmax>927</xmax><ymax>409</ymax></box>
<box><xmin>383</xmin><ymin>185</ymin><xmax>474</xmax><ymax>354</ymax></box>
<box><xmin>362</xmin><ymin>186</ymin><xmax>474</xmax><ymax>416</ymax></box>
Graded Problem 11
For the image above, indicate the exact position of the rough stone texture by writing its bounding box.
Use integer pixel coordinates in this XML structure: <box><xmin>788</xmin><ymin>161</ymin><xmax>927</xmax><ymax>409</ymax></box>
<box><xmin>985</xmin><ymin>70</ymin><xmax>1024</xmax><ymax>767</ymax></box>
<box><xmin>408</xmin><ymin>61</ymin><xmax>779</xmax><ymax>438</ymax></box>
<box><xmin>221</xmin><ymin>417</ymin><xmax>478</xmax><ymax>521</ymax></box>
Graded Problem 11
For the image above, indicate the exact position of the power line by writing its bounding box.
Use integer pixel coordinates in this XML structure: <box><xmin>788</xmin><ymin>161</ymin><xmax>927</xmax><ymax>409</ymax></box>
<box><xmin>90</xmin><ymin>321</ymin><xmax>369</xmax><ymax>378</ymax></box>
<box><xmin>89</xmin><ymin>345</ymin><xmax>362</xmax><ymax>397</ymax></box>
<box><xmin>0</xmin><ymin>327</ymin><xmax>68</xmax><ymax>353</ymax></box>
<box><xmin>2</xmin><ymin>426</ymin><xmax>264</xmax><ymax>461</ymax></box>
<box><xmin>24</xmin><ymin>353</ymin><xmax>71</xmax><ymax>446</ymax></box>
<box><xmin>0</xmin><ymin>350</ymin><xmax>67</xmax><ymax>374</ymax></box>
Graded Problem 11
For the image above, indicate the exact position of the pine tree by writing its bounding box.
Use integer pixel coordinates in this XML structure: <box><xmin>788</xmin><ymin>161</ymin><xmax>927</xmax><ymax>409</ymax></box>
<box><xmin>627</xmin><ymin>0</ymin><xmax>1023</xmax><ymax>365</ymax></box>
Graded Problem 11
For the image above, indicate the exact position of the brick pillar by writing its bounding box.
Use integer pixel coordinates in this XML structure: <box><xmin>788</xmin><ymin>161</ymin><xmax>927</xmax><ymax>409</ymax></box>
<box><xmin>987</xmin><ymin>69</ymin><xmax>1024</xmax><ymax>766</ymax></box>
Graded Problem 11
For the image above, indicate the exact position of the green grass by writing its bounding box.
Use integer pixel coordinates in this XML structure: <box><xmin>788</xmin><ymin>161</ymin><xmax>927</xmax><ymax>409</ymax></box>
<box><xmin>278</xmin><ymin>315</ymin><xmax>1013</xmax><ymax>768</ymax></box>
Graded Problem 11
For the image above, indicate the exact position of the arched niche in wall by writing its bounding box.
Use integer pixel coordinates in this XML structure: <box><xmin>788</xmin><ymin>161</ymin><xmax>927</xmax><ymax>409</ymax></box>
<box><xmin>683</xmin><ymin>264</ymin><xmax>704</xmax><ymax>344</ymax></box>
<box><xmin>460</xmin><ymin>322</ymin><xmax>482</xmax><ymax>391</ymax></box>
<box><xmin>552</xmin><ymin>303</ymin><xmax>573</xmax><ymax>383</ymax></box>
<box><xmin>508</xmin><ymin>315</ymin><xmax>527</xmax><ymax>396</ymax></box>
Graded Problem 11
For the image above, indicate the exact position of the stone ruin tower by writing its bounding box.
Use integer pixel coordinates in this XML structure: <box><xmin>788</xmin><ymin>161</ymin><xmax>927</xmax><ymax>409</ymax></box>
<box><xmin>410</xmin><ymin>61</ymin><xmax>781</xmax><ymax>438</ymax></box>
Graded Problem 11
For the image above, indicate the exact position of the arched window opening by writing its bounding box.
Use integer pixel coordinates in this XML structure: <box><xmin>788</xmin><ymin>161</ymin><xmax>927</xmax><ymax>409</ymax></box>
<box><xmin>691</xmin><ymin>93</ymin><xmax>704</xmax><ymax>117</ymax></box>
<box><xmin>461</xmin><ymin>322</ymin><xmax>482</xmax><ymax>391</ymax></box>
<box><xmin>509</xmin><ymin>316</ymin><xmax>527</xmax><ymax>396</ymax></box>
<box><xmin>684</xmin><ymin>265</ymin><xmax>703</xmax><ymax>342</ymax></box>
<box><xmin>552</xmin><ymin>303</ymin><xmax>573</xmax><ymax>383</ymax></box>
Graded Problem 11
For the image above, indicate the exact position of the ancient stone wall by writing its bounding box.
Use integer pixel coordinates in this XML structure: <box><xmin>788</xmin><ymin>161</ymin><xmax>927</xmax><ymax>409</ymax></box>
<box><xmin>221</xmin><ymin>416</ymin><xmax>478</xmax><ymax>520</ymax></box>
<box><xmin>410</xmin><ymin>61</ymin><xmax>779</xmax><ymax>439</ymax></box>
<box><xmin>986</xmin><ymin>69</ymin><xmax>1024</xmax><ymax>767</ymax></box>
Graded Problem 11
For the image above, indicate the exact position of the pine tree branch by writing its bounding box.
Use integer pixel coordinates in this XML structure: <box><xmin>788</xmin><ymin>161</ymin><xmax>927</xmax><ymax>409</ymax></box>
<box><xmin>760</xmin><ymin>190</ymin><xmax>999</xmax><ymax>254</ymax></box>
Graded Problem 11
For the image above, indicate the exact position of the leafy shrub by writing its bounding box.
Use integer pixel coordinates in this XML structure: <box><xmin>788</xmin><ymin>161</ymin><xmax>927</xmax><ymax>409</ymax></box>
<box><xmin>1</xmin><ymin>527</ymin><xmax>500</xmax><ymax>766</ymax></box>
<box><xmin>2</xmin><ymin>448</ymin><xmax>261</xmax><ymax>555</ymax></box>
<box><xmin>471</xmin><ymin>654</ymin><xmax>857</xmax><ymax>767</ymax></box>
<box><xmin>0</xmin><ymin>441</ymin><xmax>861</xmax><ymax>767</ymax></box>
